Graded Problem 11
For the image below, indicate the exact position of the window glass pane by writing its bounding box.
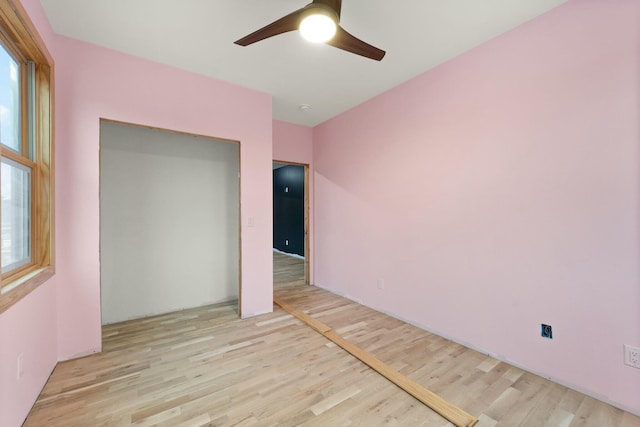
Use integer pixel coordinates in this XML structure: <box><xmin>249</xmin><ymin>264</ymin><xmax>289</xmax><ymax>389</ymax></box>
<box><xmin>1</xmin><ymin>157</ymin><xmax>31</xmax><ymax>273</ymax></box>
<box><xmin>0</xmin><ymin>42</ymin><xmax>20</xmax><ymax>152</ymax></box>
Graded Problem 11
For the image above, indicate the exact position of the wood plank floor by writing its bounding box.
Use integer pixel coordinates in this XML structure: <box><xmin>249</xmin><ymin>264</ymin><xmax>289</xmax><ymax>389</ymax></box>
<box><xmin>24</xmin><ymin>252</ymin><xmax>640</xmax><ymax>426</ymax></box>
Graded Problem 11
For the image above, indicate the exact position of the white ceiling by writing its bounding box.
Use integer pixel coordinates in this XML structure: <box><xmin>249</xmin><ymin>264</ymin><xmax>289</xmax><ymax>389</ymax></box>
<box><xmin>39</xmin><ymin>0</ymin><xmax>567</xmax><ymax>127</ymax></box>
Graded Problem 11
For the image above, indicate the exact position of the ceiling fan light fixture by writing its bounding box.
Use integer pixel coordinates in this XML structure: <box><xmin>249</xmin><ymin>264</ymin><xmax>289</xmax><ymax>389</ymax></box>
<box><xmin>299</xmin><ymin>8</ymin><xmax>337</xmax><ymax>43</ymax></box>
<box><xmin>234</xmin><ymin>1</ymin><xmax>385</xmax><ymax>61</ymax></box>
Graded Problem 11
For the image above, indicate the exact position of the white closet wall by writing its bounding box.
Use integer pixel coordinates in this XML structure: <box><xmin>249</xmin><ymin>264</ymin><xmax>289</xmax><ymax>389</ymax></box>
<box><xmin>100</xmin><ymin>121</ymin><xmax>239</xmax><ymax>325</ymax></box>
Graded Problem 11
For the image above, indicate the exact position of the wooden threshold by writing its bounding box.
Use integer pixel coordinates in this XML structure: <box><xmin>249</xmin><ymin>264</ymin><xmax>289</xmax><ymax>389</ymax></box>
<box><xmin>273</xmin><ymin>297</ymin><xmax>479</xmax><ymax>427</ymax></box>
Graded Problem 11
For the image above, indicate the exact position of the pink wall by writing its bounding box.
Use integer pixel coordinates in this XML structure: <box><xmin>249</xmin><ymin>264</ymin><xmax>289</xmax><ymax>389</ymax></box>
<box><xmin>1</xmin><ymin>0</ymin><xmax>275</xmax><ymax>423</ymax></box>
<box><xmin>0</xmin><ymin>1</ymin><xmax>58</xmax><ymax>426</ymax></box>
<box><xmin>313</xmin><ymin>0</ymin><xmax>640</xmax><ymax>415</ymax></box>
<box><xmin>273</xmin><ymin>120</ymin><xmax>314</xmax><ymax>282</ymax></box>
<box><xmin>273</xmin><ymin>120</ymin><xmax>313</xmax><ymax>164</ymax></box>
<box><xmin>53</xmin><ymin>35</ymin><xmax>274</xmax><ymax>358</ymax></box>
<box><xmin>0</xmin><ymin>281</ymin><xmax>58</xmax><ymax>427</ymax></box>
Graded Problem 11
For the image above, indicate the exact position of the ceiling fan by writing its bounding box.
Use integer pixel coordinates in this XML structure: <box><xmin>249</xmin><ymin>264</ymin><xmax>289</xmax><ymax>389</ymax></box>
<box><xmin>234</xmin><ymin>0</ymin><xmax>386</xmax><ymax>61</ymax></box>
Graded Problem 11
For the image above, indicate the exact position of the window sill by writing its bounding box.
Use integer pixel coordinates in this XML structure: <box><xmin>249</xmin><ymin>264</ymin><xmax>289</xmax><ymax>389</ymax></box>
<box><xmin>0</xmin><ymin>267</ymin><xmax>55</xmax><ymax>315</ymax></box>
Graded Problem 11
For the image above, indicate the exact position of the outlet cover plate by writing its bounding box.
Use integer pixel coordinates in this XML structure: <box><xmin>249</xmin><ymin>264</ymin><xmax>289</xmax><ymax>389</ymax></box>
<box><xmin>624</xmin><ymin>344</ymin><xmax>640</xmax><ymax>369</ymax></box>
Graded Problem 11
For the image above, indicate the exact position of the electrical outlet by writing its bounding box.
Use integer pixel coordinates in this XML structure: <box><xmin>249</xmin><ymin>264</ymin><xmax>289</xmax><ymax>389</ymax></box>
<box><xmin>17</xmin><ymin>353</ymin><xmax>24</xmax><ymax>379</ymax></box>
<box><xmin>377</xmin><ymin>278</ymin><xmax>384</xmax><ymax>290</ymax></box>
<box><xmin>285</xmin><ymin>239</ymin><xmax>289</xmax><ymax>246</ymax></box>
<box><xmin>624</xmin><ymin>344</ymin><xmax>640</xmax><ymax>369</ymax></box>
<box><xmin>541</xmin><ymin>324</ymin><xmax>553</xmax><ymax>339</ymax></box>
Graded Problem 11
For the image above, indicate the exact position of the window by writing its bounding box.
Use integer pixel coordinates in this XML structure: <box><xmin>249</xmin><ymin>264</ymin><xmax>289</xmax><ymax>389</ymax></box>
<box><xmin>0</xmin><ymin>0</ymin><xmax>53</xmax><ymax>311</ymax></box>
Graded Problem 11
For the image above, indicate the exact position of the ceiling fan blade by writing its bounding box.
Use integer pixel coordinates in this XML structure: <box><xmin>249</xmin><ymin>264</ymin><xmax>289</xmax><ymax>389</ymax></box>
<box><xmin>234</xmin><ymin>8</ymin><xmax>305</xmax><ymax>46</ymax></box>
<box><xmin>327</xmin><ymin>26</ymin><xmax>386</xmax><ymax>61</ymax></box>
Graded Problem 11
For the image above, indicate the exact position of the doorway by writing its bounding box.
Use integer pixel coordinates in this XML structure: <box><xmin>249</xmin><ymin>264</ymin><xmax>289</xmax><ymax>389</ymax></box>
<box><xmin>272</xmin><ymin>161</ymin><xmax>310</xmax><ymax>286</ymax></box>
<box><xmin>99</xmin><ymin>120</ymin><xmax>241</xmax><ymax>324</ymax></box>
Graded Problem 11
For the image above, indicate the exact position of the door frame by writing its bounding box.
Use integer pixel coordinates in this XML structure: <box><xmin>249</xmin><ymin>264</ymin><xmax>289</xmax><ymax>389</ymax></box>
<box><xmin>99</xmin><ymin>118</ymin><xmax>243</xmax><ymax>320</ymax></box>
<box><xmin>273</xmin><ymin>160</ymin><xmax>311</xmax><ymax>284</ymax></box>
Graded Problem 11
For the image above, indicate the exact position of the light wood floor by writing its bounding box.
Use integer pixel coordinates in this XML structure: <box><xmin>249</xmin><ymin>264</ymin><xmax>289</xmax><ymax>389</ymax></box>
<box><xmin>24</xmin><ymin>252</ymin><xmax>640</xmax><ymax>426</ymax></box>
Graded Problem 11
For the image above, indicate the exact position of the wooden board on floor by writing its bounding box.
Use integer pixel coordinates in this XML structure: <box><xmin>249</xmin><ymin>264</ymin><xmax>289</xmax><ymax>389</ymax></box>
<box><xmin>274</xmin><ymin>297</ymin><xmax>479</xmax><ymax>427</ymax></box>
